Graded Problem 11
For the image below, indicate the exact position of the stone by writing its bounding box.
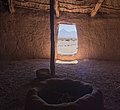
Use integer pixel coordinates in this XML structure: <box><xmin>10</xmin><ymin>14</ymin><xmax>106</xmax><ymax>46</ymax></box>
<box><xmin>36</xmin><ymin>68</ymin><xmax>51</xmax><ymax>80</ymax></box>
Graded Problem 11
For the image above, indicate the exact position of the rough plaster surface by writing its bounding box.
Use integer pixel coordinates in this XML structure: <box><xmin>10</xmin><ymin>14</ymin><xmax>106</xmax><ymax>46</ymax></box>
<box><xmin>56</xmin><ymin>13</ymin><xmax>120</xmax><ymax>61</ymax></box>
<box><xmin>0</xmin><ymin>6</ymin><xmax>120</xmax><ymax>60</ymax></box>
<box><xmin>0</xmin><ymin>8</ymin><xmax>51</xmax><ymax>59</ymax></box>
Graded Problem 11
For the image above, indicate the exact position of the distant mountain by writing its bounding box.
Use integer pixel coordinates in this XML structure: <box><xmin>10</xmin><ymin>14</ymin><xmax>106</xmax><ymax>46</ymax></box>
<box><xmin>58</xmin><ymin>29</ymin><xmax>77</xmax><ymax>39</ymax></box>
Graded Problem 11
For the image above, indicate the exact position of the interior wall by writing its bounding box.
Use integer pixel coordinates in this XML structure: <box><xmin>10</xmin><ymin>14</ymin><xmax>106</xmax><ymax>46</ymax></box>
<box><xmin>0</xmin><ymin>8</ymin><xmax>51</xmax><ymax>60</ymax></box>
<box><xmin>0</xmin><ymin>7</ymin><xmax>120</xmax><ymax>60</ymax></box>
<box><xmin>56</xmin><ymin>13</ymin><xmax>120</xmax><ymax>61</ymax></box>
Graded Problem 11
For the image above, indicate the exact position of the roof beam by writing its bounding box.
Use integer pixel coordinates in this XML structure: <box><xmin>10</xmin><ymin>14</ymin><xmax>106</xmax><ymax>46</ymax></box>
<box><xmin>91</xmin><ymin>0</ymin><xmax>105</xmax><ymax>17</ymax></box>
<box><xmin>8</xmin><ymin>0</ymin><xmax>15</xmax><ymax>13</ymax></box>
<box><xmin>10</xmin><ymin>0</ymin><xmax>120</xmax><ymax>14</ymax></box>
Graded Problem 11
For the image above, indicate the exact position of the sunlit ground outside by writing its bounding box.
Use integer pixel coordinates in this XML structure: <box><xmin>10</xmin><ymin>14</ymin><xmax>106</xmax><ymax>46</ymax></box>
<box><xmin>56</xmin><ymin>60</ymin><xmax>78</xmax><ymax>64</ymax></box>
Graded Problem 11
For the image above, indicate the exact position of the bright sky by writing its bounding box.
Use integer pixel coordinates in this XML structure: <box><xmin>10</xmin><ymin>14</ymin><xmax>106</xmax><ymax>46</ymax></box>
<box><xmin>59</xmin><ymin>24</ymin><xmax>77</xmax><ymax>32</ymax></box>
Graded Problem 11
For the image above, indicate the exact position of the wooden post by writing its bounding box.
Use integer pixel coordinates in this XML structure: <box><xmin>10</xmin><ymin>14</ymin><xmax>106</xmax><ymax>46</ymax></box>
<box><xmin>8</xmin><ymin>0</ymin><xmax>15</xmax><ymax>13</ymax></box>
<box><xmin>91</xmin><ymin>0</ymin><xmax>104</xmax><ymax>17</ymax></box>
<box><xmin>54</xmin><ymin>0</ymin><xmax>60</xmax><ymax>17</ymax></box>
<box><xmin>50</xmin><ymin>0</ymin><xmax>55</xmax><ymax>76</ymax></box>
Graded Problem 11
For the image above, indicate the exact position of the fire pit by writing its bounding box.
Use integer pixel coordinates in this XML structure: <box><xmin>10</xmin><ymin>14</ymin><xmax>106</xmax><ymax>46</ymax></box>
<box><xmin>24</xmin><ymin>78</ymin><xmax>104</xmax><ymax>110</ymax></box>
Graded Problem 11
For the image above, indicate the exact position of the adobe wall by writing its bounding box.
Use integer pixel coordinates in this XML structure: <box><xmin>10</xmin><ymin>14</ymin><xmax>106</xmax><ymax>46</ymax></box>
<box><xmin>0</xmin><ymin>6</ymin><xmax>120</xmax><ymax>60</ymax></box>
<box><xmin>57</xmin><ymin>13</ymin><xmax>120</xmax><ymax>61</ymax></box>
<box><xmin>0</xmin><ymin>8</ymin><xmax>51</xmax><ymax>59</ymax></box>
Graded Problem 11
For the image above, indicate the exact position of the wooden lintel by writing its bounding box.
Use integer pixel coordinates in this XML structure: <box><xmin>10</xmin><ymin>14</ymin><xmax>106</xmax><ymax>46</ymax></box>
<box><xmin>54</xmin><ymin>0</ymin><xmax>60</xmax><ymax>17</ymax></box>
<box><xmin>91</xmin><ymin>0</ymin><xmax>105</xmax><ymax>17</ymax></box>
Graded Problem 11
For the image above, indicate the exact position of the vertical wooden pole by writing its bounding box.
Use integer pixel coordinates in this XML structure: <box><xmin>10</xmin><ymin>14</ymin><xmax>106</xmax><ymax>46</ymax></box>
<box><xmin>50</xmin><ymin>0</ymin><xmax>55</xmax><ymax>76</ymax></box>
<box><xmin>8</xmin><ymin>0</ymin><xmax>15</xmax><ymax>13</ymax></box>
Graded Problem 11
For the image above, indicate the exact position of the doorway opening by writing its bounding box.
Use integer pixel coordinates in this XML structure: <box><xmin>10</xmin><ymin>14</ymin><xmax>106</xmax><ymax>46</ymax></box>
<box><xmin>57</xmin><ymin>23</ymin><xmax>78</xmax><ymax>55</ymax></box>
<box><xmin>56</xmin><ymin>23</ymin><xmax>78</xmax><ymax>64</ymax></box>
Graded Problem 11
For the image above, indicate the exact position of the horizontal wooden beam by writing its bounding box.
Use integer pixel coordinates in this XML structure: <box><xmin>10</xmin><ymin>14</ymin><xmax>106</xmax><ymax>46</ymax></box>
<box><xmin>59</xmin><ymin>2</ymin><xmax>93</xmax><ymax>9</ymax></box>
<box><xmin>13</xmin><ymin>1</ymin><xmax>49</xmax><ymax>11</ymax></box>
<box><xmin>60</xmin><ymin>7</ymin><xmax>91</xmax><ymax>13</ymax></box>
<box><xmin>100</xmin><ymin>7</ymin><xmax>120</xmax><ymax>14</ymax></box>
<box><xmin>102</xmin><ymin>5</ymin><xmax>120</xmax><ymax>10</ymax></box>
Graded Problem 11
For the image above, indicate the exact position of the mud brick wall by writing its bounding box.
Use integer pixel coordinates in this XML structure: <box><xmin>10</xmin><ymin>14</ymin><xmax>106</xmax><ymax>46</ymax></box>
<box><xmin>0</xmin><ymin>7</ymin><xmax>120</xmax><ymax>60</ymax></box>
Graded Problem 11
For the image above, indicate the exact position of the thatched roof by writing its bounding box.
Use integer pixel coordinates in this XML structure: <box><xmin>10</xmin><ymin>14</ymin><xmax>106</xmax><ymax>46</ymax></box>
<box><xmin>2</xmin><ymin>0</ymin><xmax>120</xmax><ymax>16</ymax></box>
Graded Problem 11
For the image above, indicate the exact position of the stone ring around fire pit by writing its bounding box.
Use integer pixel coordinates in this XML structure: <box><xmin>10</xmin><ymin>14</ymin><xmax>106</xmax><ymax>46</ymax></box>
<box><xmin>24</xmin><ymin>78</ymin><xmax>104</xmax><ymax>110</ymax></box>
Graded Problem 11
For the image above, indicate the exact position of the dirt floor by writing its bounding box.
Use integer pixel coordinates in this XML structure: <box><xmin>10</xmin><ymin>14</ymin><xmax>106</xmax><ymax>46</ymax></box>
<box><xmin>0</xmin><ymin>59</ymin><xmax>120</xmax><ymax>110</ymax></box>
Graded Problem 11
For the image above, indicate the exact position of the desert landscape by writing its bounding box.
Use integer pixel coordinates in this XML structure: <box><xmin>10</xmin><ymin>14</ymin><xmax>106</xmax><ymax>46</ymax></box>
<box><xmin>57</xmin><ymin>39</ymin><xmax>78</xmax><ymax>55</ymax></box>
<box><xmin>57</xmin><ymin>24</ymin><xmax>78</xmax><ymax>55</ymax></box>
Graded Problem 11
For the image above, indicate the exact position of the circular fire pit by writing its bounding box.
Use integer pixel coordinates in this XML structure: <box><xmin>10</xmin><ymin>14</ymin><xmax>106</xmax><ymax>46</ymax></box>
<box><xmin>24</xmin><ymin>78</ymin><xmax>104</xmax><ymax>110</ymax></box>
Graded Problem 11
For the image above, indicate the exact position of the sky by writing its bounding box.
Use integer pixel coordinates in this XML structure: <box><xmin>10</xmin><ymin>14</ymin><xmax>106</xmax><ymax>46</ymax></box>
<box><xmin>58</xmin><ymin>24</ymin><xmax>77</xmax><ymax>32</ymax></box>
<box><xmin>58</xmin><ymin>24</ymin><xmax>78</xmax><ymax>39</ymax></box>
